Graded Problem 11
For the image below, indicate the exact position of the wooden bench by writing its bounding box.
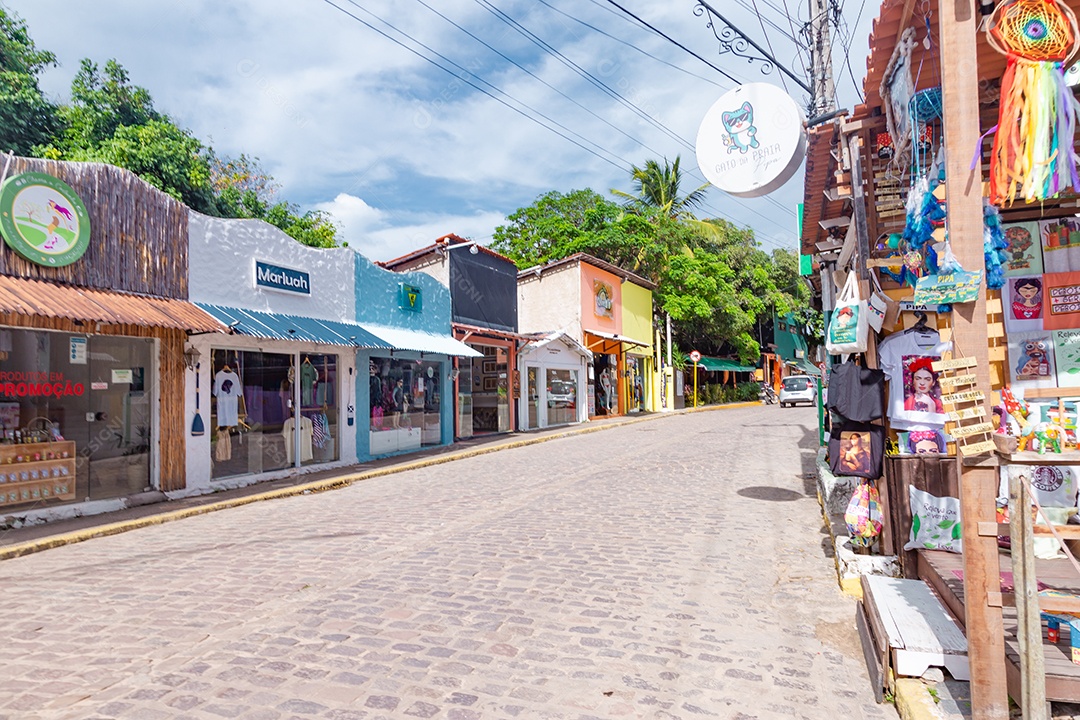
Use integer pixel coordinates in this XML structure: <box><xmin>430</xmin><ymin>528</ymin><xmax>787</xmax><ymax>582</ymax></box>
<box><xmin>857</xmin><ymin>574</ymin><xmax>970</xmax><ymax>700</ymax></box>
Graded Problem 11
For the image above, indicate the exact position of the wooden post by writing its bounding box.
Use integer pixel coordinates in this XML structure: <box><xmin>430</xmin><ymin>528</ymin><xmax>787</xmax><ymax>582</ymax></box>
<box><xmin>1009</xmin><ymin>472</ymin><xmax>1048</xmax><ymax>718</ymax></box>
<box><xmin>847</xmin><ymin>132</ymin><xmax>871</xmax><ymax>281</ymax></box>
<box><xmin>938</xmin><ymin>2</ymin><xmax>1009</xmax><ymax>716</ymax></box>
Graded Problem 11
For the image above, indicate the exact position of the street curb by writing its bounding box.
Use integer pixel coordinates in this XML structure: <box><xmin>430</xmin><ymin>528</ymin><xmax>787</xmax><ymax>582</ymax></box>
<box><xmin>895</xmin><ymin>678</ymin><xmax>947</xmax><ymax>720</ymax></box>
<box><xmin>0</xmin><ymin>400</ymin><xmax>762</xmax><ymax>561</ymax></box>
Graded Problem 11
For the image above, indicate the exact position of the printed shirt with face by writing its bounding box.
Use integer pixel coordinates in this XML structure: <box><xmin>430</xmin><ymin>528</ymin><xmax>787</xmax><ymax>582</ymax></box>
<box><xmin>878</xmin><ymin>331</ymin><xmax>951</xmax><ymax>430</ymax></box>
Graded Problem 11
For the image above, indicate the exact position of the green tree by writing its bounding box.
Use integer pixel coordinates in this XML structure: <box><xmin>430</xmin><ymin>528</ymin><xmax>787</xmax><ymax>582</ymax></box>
<box><xmin>0</xmin><ymin>8</ymin><xmax>59</xmax><ymax>155</ymax></box>
<box><xmin>610</xmin><ymin>156</ymin><xmax>707</xmax><ymax>219</ymax></box>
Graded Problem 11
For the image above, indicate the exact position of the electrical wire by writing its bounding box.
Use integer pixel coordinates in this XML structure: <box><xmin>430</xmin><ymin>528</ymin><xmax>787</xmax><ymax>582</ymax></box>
<box><xmin>749</xmin><ymin>0</ymin><xmax>788</xmax><ymax>92</ymax></box>
<box><xmin>597</xmin><ymin>0</ymin><xmax>743</xmax><ymax>86</ymax></box>
<box><xmin>318</xmin><ymin>0</ymin><xmax>627</xmax><ymax>172</ymax></box>
<box><xmin>320</xmin><ymin>0</ymin><xmax>799</xmax><ymax>236</ymax></box>
<box><xmin>532</xmin><ymin>0</ymin><xmax>730</xmax><ymax>88</ymax></box>
<box><xmin>411</xmin><ymin>0</ymin><xmax>677</xmax><ymax>160</ymax></box>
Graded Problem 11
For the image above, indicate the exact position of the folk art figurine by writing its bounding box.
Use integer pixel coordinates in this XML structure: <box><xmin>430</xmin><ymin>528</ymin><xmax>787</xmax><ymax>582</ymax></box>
<box><xmin>986</xmin><ymin>0</ymin><xmax>1080</xmax><ymax>205</ymax></box>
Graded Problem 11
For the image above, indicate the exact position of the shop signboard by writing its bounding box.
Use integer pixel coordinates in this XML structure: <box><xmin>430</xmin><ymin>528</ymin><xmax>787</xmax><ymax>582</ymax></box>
<box><xmin>255</xmin><ymin>261</ymin><xmax>310</xmax><ymax>295</ymax></box>
<box><xmin>0</xmin><ymin>172</ymin><xmax>91</xmax><ymax>267</ymax></box>
<box><xmin>695</xmin><ymin>82</ymin><xmax>808</xmax><ymax>198</ymax></box>
<box><xmin>399</xmin><ymin>283</ymin><xmax>423</xmax><ymax>312</ymax></box>
<box><xmin>593</xmin><ymin>280</ymin><xmax>614</xmax><ymax>318</ymax></box>
<box><xmin>69</xmin><ymin>337</ymin><xmax>87</xmax><ymax>365</ymax></box>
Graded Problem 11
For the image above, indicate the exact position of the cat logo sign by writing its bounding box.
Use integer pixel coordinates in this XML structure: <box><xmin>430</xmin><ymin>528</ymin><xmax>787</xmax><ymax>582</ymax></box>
<box><xmin>399</xmin><ymin>282</ymin><xmax>423</xmax><ymax>312</ymax></box>
<box><xmin>695</xmin><ymin>82</ymin><xmax>807</xmax><ymax>198</ymax></box>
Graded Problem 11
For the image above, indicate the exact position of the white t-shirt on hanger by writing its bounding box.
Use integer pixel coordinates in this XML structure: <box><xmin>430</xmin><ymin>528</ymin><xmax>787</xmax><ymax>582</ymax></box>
<box><xmin>214</xmin><ymin>369</ymin><xmax>243</xmax><ymax>428</ymax></box>
<box><xmin>878</xmin><ymin>330</ymin><xmax>952</xmax><ymax>430</ymax></box>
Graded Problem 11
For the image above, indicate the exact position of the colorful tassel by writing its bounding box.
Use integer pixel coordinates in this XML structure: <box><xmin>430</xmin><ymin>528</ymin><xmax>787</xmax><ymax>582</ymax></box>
<box><xmin>987</xmin><ymin>0</ymin><xmax>1080</xmax><ymax>205</ymax></box>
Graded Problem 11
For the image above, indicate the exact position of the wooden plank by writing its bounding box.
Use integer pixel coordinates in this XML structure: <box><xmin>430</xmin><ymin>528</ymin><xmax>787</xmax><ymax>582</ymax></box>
<box><xmin>943</xmin><ymin>390</ymin><xmax>986</xmax><ymax>404</ymax></box>
<box><xmin>939</xmin><ymin>0</ymin><xmax>1010</xmax><ymax>712</ymax></box>
<box><xmin>960</xmin><ymin>440</ymin><xmax>998</xmax><ymax>456</ymax></box>
<box><xmin>933</xmin><ymin>357</ymin><xmax>979</xmax><ymax>371</ymax></box>
<box><xmin>1010</xmin><ymin>473</ymin><xmax>1049</xmax><ymax>715</ymax></box>
<box><xmin>978</xmin><ymin>522</ymin><xmax>1080</xmax><ymax>539</ymax></box>
<box><xmin>948</xmin><ymin>407</ymin><xmax>987</xmax><ymax>421</ymax></box>
<box><xmin>856</xmin><ymin>600</ymin><xmax>887</xmax><ymax>704</ymax></box>
<box><xmin>940</xmin><ymin>373</ymin><xmax>978</xmax><ymax>389</ymax></box>
<box><xmin>951</xmin><ymin>422</ymin><xmax>995</xmax><ymax>438</ymax></box>
<box><xmin>864</xmin><ymin>575</ymin><xmax>969</xmax><ymax>654</ymax></box>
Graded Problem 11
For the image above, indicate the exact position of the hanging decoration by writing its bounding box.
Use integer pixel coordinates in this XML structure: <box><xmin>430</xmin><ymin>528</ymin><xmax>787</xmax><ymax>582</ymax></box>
<box><xmin>987</xmin><ymin>0</ymin><xmax>1080</xmax><ymax>205</ymax></box>
<box><xmin>983</xmin><ymin>201</ymin><xmax>1010</xmax><ymax>289</ymax></box>
<box><xmin>879</xmin><ymin>28</ymin><xmax>919</xmax><ymax>170</ymax></box>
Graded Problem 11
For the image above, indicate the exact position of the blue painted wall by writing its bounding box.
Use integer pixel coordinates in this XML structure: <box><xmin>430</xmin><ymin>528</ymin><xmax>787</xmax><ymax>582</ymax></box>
<box><xmin>353</xmin><ymin>253</ymin><xmax>455</xmax><ymax>459</ymax></box>
<box><xmin>354</xmin><ymin>253</ymin><xmax>451</xmax><ymax>333</ymax></box>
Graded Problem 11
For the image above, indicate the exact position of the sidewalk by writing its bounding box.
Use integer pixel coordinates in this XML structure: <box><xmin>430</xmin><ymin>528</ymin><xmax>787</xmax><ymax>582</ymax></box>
<box><xmin>0</xmin><ymin>402</ymin><xmax>758</xmax><ymax>560</ymax></box>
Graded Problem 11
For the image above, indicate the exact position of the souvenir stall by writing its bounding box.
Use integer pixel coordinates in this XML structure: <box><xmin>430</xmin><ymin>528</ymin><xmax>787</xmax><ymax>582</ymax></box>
<box><xmin>803</xmin><ymin>0</ymin><xmax>1080</xmax><ymax>712</ymax></box>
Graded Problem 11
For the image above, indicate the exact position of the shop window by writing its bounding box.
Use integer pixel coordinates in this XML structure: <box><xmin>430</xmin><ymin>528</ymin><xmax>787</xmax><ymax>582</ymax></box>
<box><xmin>210</xmin><ymin>350</ymin><xmax>340</xmax><ymax>480</ymax></box>
<box><xmin>546</xmin><ymin>368</ymin><xmax>578</xmax><ymax>426</ymax></box>
<box><xmin>469</xmin><ymin>345</ymin><xmax>510</xmax><ymax>434</ymax></box>
<box><xmin>626</xmin><ymin>356</ymin><xmax>646</xmax><ymax>413</ymax></box>
<box><xmin>369</xmin><ymin>357</ymin><xmax>442</xmax><ymax>455</ymax></box>
<box><xmin>594</xmin><ymin>353</ymin><xmax>618</xmax><ymax>415</ymax></box>
<box><xmin>0</xmin><ymin>329</ymin><xmax>154</xmax><ymax>511</ymax></box>
<box><xmin>526</xmin><ymin>366</ymin><xmax>540</xmax><ymax>430</ymax></box>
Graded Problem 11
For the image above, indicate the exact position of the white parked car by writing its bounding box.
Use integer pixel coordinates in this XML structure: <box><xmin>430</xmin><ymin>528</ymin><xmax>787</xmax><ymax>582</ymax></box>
<box><xmin>779</xmin><ymin>375</ymin><xmax>817</xmax><ymax>408</ymax></box>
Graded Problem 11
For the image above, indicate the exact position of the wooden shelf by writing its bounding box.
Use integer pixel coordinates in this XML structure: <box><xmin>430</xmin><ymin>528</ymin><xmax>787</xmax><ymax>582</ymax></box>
<box><xmin>0</xmin><ymin>440</ymin><xmax>77</xmax><ymax>507</ymax></box>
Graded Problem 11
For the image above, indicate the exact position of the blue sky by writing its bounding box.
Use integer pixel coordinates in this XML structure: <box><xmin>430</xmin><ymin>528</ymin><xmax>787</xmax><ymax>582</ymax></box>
<box><xmin>10</xmin><ymin>0</ymin><xmax>874</xmax><ymax>261</ymax></box>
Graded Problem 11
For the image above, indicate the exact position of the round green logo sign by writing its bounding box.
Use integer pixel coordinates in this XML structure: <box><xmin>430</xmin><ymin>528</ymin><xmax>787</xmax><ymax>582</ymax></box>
<box><xmin>0</xmin><ymin>172</ymin><xmax>91</xmax><ymax>267</ymax></box>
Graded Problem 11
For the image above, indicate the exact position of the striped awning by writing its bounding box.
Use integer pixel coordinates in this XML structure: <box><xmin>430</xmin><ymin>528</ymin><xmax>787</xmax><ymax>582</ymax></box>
<box><xmin>359</xmin><ymin>323</ymin><xmax>483</xmax><ymax>357</ymax></box>
<box><xmin>0</xmin><ymin>275</ymin><xmax>226</xmax><ymax>332</ymax></box>
<box><xmin>198</xmin><ymin>305</ymin><xmax>391</xmax><ymax>348</ymax></box>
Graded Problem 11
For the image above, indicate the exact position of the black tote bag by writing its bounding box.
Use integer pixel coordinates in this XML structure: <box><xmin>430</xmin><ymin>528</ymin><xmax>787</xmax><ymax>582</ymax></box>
<box><xmin>827</xmin><ymin>361</ymin><xmax>885</xmax><ymax>422</ymax></box>
<box><xmin>828</xmin><ymin>420</ymin><xmax>885</xmax><ymax>480</ymax></box>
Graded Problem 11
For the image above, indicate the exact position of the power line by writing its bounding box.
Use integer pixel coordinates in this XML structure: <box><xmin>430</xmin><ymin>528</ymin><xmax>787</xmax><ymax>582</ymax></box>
<box><xmin>318</xmin><ymin>0</ymin><xmax>628</xmax><ymax>172</ymax></box>
<box><xmin>411</xmin><ymin>0</ymin><xmax>676</xmax><ymax>160</ymax></box>
<box><xmin>533</xmin><ymin>0</ymin><xmax>730</xmax><ymax>88</ymax></box>
<box><xmin>597</xmin><ymin>0</ymin><xmax>744</xmax><ymax>86</ymax></box>
<box><xmin>749</xmin><ymin>0</ymin><xmax>788</xmax><ymax>92</ymax></box>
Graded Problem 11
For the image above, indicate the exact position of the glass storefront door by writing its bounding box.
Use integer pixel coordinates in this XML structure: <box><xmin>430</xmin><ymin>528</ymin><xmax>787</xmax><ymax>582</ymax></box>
<box><xmin>87</xmin><ymin>336</ymin><xmax>154</xmax><ymax>498</ymax></box>
<box><xmin>526</xmin><ymin>366</ymin><xmax>539</xmax><ymax>429</ymax></box>
<box><xmin>369</xmin><ymin>356</ymin><xmax>442</xmax><ymax>455</ymax></box>
<box><xmin>546</xmin><ymin>368</ymin><xmax>578</xmax><ymax>426</ymax></box>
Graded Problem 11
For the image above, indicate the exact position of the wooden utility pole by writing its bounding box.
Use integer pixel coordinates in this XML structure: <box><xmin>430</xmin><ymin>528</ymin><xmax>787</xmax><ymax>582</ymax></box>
<box><xmin>938</xmin><ymin>2</ymin><xmax>1009</xmax><ymax>716</ymax></box>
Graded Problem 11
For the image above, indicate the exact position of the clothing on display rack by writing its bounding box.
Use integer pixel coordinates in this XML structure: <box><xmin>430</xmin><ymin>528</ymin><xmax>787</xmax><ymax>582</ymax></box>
<box><xmin>300</xmin><ymin>357</ymin><xmax>318</xmax><ymax>407</ymax></box>
<box><xmin>282</xmin><ymin>415</ymin><xmax>313</xmax><ymax>464</ymax></box>
<box><xmin>214</xmin><ymin>427</ymin><xmax>232</xmax><ymax>462</ymax></box>
<box><xmin>877</xmin><ymin>319</ymin><xmax>952</xmax><ymax>430</ymax></box>
<box><xmin>213</xmin><ymin>366</ymin><xmax>243</xmax><ymax>427</ymax></box>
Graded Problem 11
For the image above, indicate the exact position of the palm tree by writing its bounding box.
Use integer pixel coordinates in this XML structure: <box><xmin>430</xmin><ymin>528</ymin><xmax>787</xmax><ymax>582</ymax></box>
<box><xmin>611</xmin><ymin>155</ymin><xmax>721</xmax><ymax>247</ymax></box>
<box><xmin>611</xmin><ymin>156</ymin><xmax>709</xmax><ymax>219</ymax></box>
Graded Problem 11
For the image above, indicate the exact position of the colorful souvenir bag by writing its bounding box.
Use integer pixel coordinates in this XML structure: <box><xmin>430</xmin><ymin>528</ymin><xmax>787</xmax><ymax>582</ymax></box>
<box><xmin>826</xmin><ymin>273</ymin><xmax>869</xmax><ymax>355</ymax></box>
<box><xmin>846</xmin><ymin>480</ymin><xmax>884</xmax><ymax>547</ymax></box>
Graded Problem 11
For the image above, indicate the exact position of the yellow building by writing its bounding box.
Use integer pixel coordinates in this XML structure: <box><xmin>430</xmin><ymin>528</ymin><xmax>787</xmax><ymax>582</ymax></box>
<box><xmin>620</xmin><ymin>280</ymin><xmax>658</xmax><ymax>413</ymax></box>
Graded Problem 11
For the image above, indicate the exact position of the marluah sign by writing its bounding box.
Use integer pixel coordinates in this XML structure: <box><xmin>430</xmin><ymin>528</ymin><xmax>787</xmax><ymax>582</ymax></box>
<box><xmin>255</xmin><ymin>261</ymin><xmax>310</xmax><ymax>294</ymax></box>
<box><xmin>695</xmin><ymin>83</ymin><xmax>807</xmax><ymax>198</ymax></box>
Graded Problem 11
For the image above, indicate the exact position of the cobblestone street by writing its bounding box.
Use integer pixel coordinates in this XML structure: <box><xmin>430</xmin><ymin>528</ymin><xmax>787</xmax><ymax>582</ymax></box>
<box><xmin>1</xmin><ymin>406</ymin><xmax>896</xmax><ymax>720</ymax></box>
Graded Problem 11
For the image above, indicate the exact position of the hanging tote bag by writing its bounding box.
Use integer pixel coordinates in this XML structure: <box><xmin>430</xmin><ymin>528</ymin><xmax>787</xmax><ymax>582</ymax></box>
<box><xmin>866</xmin><ymin>272</ymin><xmax>898</xmax><ymax>333</ymax></box>
<box><xmin>826</xmin><ymin>361</ymin><xmax>885</xmax><ymax>422</ymax></box>
<box><xmin>845</xmin><ymin>480</ymin><xmax>884</xmax><ymax>548</ymax></box>
<box><xmin>826</xmin><ymin>272</ymin><xmax>869</xmax><ymax>354</ymax></box>
<box><xmin>828</xmin><ymin>420</ymin><xmax>885</xmax><ymax>479</ymax></box>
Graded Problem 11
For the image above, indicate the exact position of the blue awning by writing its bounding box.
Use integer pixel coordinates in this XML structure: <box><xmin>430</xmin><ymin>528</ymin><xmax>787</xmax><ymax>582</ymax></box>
<box><xmin>197</xmin><ymin>305</ymin><xmax>391</xmax><ymax>349</ymax></box>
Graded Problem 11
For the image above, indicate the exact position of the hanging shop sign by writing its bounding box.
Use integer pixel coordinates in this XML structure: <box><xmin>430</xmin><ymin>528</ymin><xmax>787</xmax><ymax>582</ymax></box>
<box><xmin>0</xmin><ymin>172</ymin><xmax>91</xmax><ymax>267</ymax></box>
<box><xmin>913</xmin><ymin>270</ymin><xmax>983</xmax><ymax>305</ymax></box>
<box><xmin>695</xmin><ymin>82</ymin><xmax>808</xmax><ymax>198</ymax></box>
<box><xmin>898</xmin><ymin>302</ymin><xmax>952</xmax><ymax>313</ymax></box>
<box><xmin>399</xmin><ymin>283</ymin><xmax>423</xmax><ymax>312</ymax></box>
<box><xmin>255</xmin><ymin>261</ymin><xmax>310</xmax><ymax>295</ymax></box>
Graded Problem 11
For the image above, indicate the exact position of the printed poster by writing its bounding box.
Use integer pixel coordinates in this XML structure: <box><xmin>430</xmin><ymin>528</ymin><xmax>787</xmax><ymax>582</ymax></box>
<box><xmin>1054</xmin><ymin>329</ymin><xmax>1080</xmax><ymax>387</ymax></box>
<box><xmin>1043</xmin><ymin>271</ymin><xmax>1080</xmax><ymax>330</ymax></box>
<box><xmin>1008</xmin><ymin>329</ymin><xmax>1058</xmax><ymax>392</ymax></box>
<box><xmin>1003</xmin><ymin>221</ymin><xmax>1043</xmax><ymax>276</ymax></box>
<box><xmin>1041</xmin><ymin>217</ymin><xmax>1080</xmax><ymax>273</ymax></box>
<box><xmin>1003</xmin><ymin>275</ymin><xmax>1044</xmax><ymax>332</ymax></box>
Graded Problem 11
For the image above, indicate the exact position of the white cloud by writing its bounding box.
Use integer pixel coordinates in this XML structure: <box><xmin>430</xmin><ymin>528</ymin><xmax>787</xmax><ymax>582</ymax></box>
<box><xmin>14</xmin><ymin>0</ymin><xmax>879</xmax><ymax>252</ymax></box>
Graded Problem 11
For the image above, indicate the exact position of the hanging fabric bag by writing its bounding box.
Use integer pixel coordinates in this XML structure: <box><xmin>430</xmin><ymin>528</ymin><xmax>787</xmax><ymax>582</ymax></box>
<box><xmin>845</xmin><ymin>480</ymin><xmax>884</xmax><ymax>548</ymax></box>
<box><xmin>826</xmin><ymin>361</ymin><xmax>886</xmax><ymax>422</ymax></box>
<box><xmin>867</xmin><ymin>272</ymin><xmax>898</xmax><ymax>333</ymax></box>
<box><xmin>828</xmin><ymin>420</ymin><xmax>885</xmax><ymax>479</ymax></box>
<box><xmin>826</xmin><ymin>272</ymin><xmax>869</xmax><ymax>354</ymax></box>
